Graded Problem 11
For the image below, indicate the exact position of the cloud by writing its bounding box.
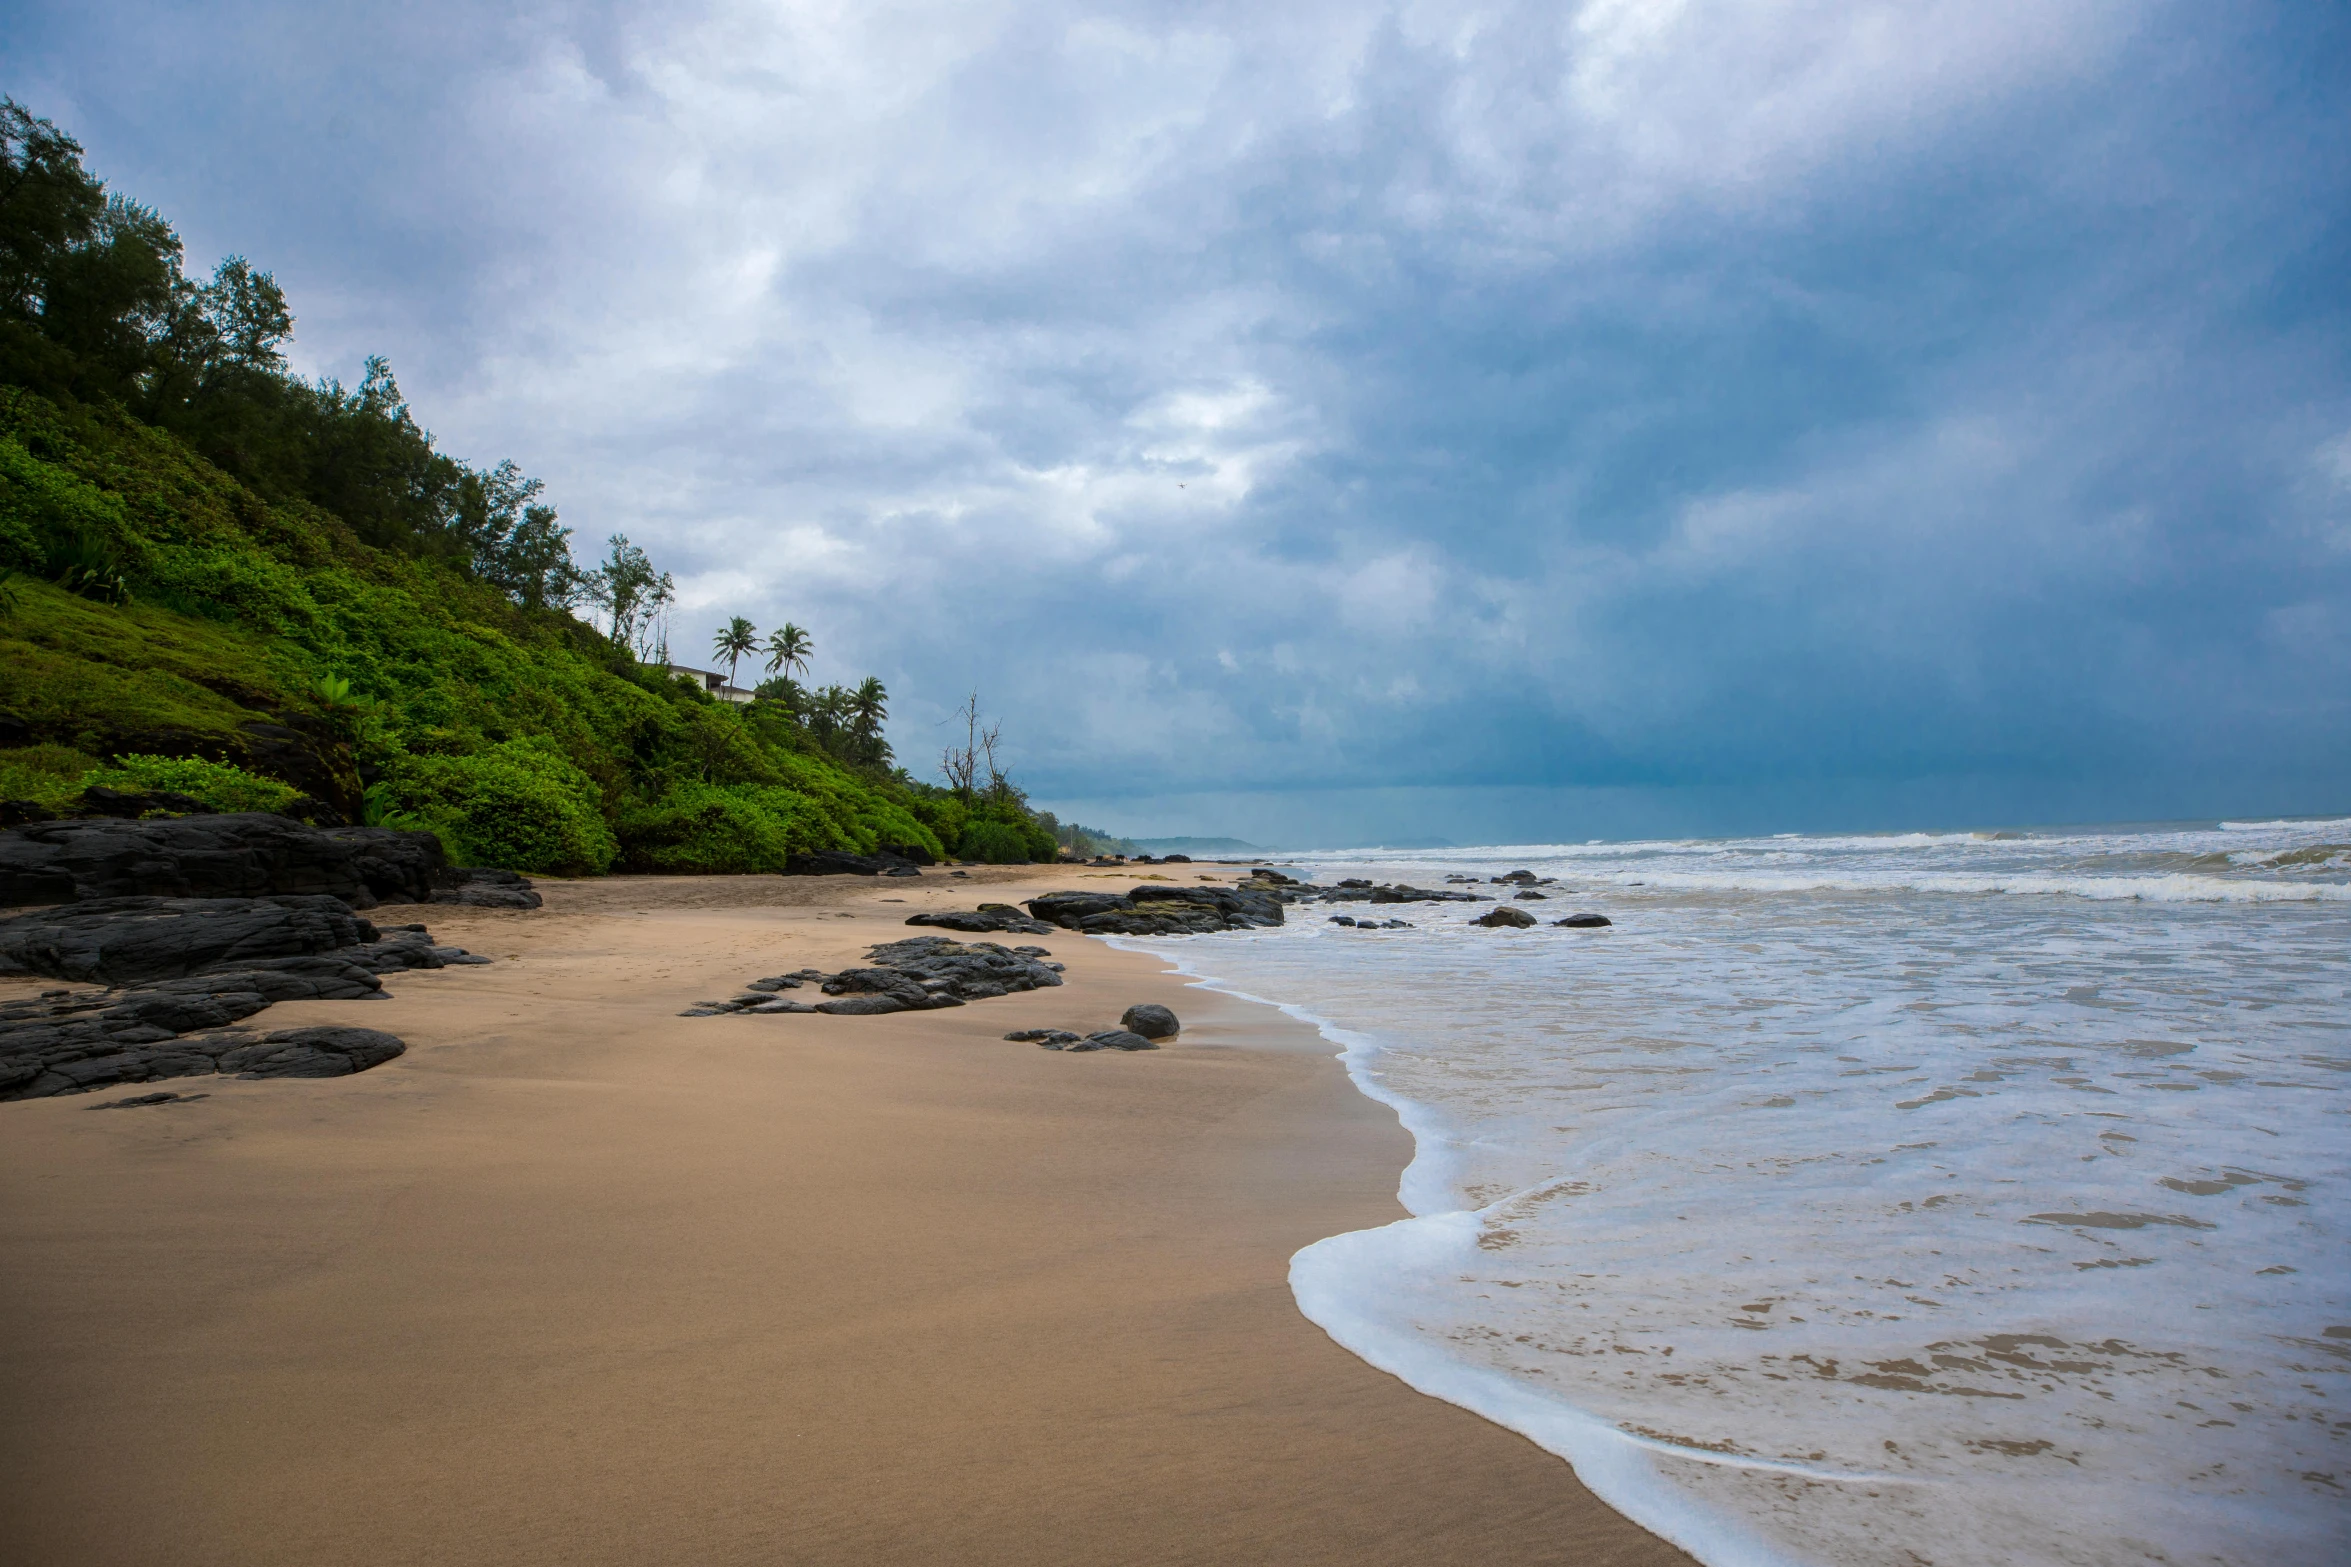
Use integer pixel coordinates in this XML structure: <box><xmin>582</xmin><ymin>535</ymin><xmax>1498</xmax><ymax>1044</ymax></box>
<box><xmin>12</xmin><ymin>0</ymin><xmax>2349</xmax><ymax>838</ymax></box>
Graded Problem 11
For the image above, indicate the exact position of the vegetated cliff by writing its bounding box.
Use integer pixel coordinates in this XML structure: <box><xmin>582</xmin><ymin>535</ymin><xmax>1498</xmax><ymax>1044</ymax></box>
<box><xmin>0</xmin><ymin>97</ymin><xmax>1060</xmax><ymax>872</ymax></box>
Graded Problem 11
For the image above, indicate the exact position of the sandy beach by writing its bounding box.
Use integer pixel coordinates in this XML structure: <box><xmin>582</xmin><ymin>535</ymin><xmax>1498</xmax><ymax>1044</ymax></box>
<box><xmin>0</xmin><ymin>867</ymin><xmax>1690</xmax><ymax>1566</ymax></box>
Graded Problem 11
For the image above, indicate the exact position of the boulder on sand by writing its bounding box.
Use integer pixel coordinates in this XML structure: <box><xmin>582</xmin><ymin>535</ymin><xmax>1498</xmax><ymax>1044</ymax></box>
<box><xmin>1119</xmin><ymin>1003</ymin><xmax>1180</xmax><ymax>1039</ymax></box>
<box><xmin>1554</xmin><ymin>912</ymin><xmax>1613</xmax><ymax>928</ymax></box>
<box><xmin>1472</xmin><ymin>906</ymin><xmax>1537</xmax><ymax>929</ymax></box>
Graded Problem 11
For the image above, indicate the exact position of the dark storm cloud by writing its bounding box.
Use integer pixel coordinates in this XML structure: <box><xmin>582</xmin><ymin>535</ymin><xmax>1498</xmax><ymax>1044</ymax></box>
<box><xmin>11</xmin><ymin>0</ymin><xmax>2347</xmax><ymax>841</ymax></box>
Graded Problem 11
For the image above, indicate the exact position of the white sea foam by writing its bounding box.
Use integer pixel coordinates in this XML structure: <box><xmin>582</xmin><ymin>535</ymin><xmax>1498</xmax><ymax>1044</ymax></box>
<box><xmin>1117</xmin><ymin>818</ymin><xmax>2350</xmax><ymax>1567</ymax></box>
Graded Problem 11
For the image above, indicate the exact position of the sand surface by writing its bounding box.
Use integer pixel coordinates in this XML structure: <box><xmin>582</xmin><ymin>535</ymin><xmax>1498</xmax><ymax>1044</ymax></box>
<box><xmin>0</xmin><ymin>869</ymin><xmax>1691</xmax><ymax>1566</ymax></box>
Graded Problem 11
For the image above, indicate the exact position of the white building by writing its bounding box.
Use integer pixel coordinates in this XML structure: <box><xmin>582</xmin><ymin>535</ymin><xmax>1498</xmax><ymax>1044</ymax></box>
<box><xmin>665</xmin><ymin>664</ymin><xmax>757</xmax><ymax>705</ymax></box>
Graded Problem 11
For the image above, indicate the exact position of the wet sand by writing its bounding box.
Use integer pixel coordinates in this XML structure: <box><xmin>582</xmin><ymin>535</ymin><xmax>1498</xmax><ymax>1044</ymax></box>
<box><xmin>0</xmin><ymin>869</ymin><xmax>1692</xmax><ymax>1566</ymax></box>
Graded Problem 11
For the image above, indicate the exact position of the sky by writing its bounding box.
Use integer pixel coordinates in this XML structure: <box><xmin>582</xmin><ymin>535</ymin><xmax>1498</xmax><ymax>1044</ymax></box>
<box><xmin>9</xmin><ymin>1</ymin><xmax>2348</xmax><ymax>846</ymax></box>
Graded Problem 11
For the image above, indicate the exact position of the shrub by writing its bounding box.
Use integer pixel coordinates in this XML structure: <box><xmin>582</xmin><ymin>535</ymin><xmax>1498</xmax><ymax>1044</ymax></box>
<box><xmin>83</xmin><ymin>752</ymin><xmax>301</xmax><ymax>813</ymax></box>
<box><xmin>616</xmin><ymin>783</ymin><xmax>795</xmax><ymax>873</ymax></box>
<box><xmin>0</xmin><ymin>742</ymin><xmax>100</xmax><ymax>810</ymax></box>
<box><xmin>959</xmin><ymin>819</ymin><xmax>1036</xmax><ymax>864</ymax></box>
<box><xmin>392</xmin><ymin>736</ymin><xmax>617</xmax><ymax>874</ymax></box>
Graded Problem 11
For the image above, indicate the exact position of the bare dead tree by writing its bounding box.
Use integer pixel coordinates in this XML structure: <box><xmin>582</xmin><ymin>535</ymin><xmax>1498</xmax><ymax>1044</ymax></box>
<box><xmin>977</xmin><ymin>716</ymin><xmax>1009</xmax><ymax>800</ymax></box>
<box><xmin>940</xmin><ymin>691</ymin><xmax>981</xmax><ymax>797</ymax></box>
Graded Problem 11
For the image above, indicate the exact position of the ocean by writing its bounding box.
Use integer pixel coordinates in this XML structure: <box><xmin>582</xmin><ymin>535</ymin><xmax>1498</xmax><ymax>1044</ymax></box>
<box><xmin>1113</xmin><ymin>818</ymin><xmax>2350</xmax><ymax>1567</ymax></box>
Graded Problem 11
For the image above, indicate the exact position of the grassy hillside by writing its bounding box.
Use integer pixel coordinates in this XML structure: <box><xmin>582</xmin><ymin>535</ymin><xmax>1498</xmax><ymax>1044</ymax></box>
<box><xmin>0</xmin><ymin>97</ymin><xmax>1065</xmax><ymax>873</ymax></box>
<box><xmin>0</xmin><ymin>386</ymin><xmax>1049</xmax><ymax>871</ymax></box>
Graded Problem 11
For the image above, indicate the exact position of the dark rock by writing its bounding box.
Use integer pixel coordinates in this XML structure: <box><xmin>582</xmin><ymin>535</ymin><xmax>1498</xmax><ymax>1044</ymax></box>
<box><xmin>905</xmin><ymin>903</ymin><xmax>1054</xmax><ymax>935</ymax></box>
<box><xmin>814</xmin><ymin>994</ymin><xmax>909</xmax><ymax>1016</ymax></box>
<box><xmin>1083</xmin><ymin>1029</ymin><xmax>1158</xmax><ymax>1052</ymax></box>
<box><xmin>0</xmin><ymin>895</ymin><xmax>378</xmax><ymax>985</ymax></box>
<box><xmin>220</xmin><ymin>1025</ymin><xmax>405</xmax><ymax>1079</ymax></box>
<box><xmin>1330</xmin><ymin>915</ymin><xmax>1356</xmax><ymax>926</ymax></box>
<box><xmin>880</xmin><ymin>842</ymin><xmax>937</xmax><ymax>867</ymax></box>
<box><xmin>692</xmin><ymin>936</ymin><xmax>1063</xmax><ymax>1018</ymax></box>
<box><xmin>1246</xmin><ymin>867</ymin><xmax>1300</xmax><ymax>885</ymax></box>
<box><xmin>87</xmin><ymin>1090</ymin><xmax>208</xmax><ymax>1109</ymax></box>
<box><xmin>1119</xmin><ymin>1003</ymin><xmax>1179</xmax><ymax>1039</ymax></box>
<box><xmin>428</xmin><ymin>866</ymin><xmax>543</xmax><ymax>910</ymax></box>
<box><xmin>80</xmin><ymin>784</ymin><xmax>217</xmax><ymax>818</ymax></box>
<box><xmin>1</xmin><ymin>972</ymin><xmax>406</xmax><ymax>1098</ymax></box>
<box><xmin>0</xmin><ymin>800</ymin><xmax>54</xmax><ymax>830</ymax></box>
<box><xmin>1554</xmin><ymin>912</ymin><xmax>1613</xmax><ymax>928</ymax></box>
<box><xmin>783</xmin><ymin>850</ymin><xmax>922</xmax><ymax>877</ymax></box>
<box><xmin>1472</xmin><ymin>906</ymin><xmax>1537</xmax><ymax>928</ymax></box>
<box><xmin>1161</xmin><ymin>854</ymin><xmax>1191</xmax><ymax>863</ymax></box>
<box><xmin>1007</xmin><ymin>1028</ymin><xmax>1083</xmax><ymax>1047</ymax></box>
<box><xmin>1025</xmin><ymin>884</ymin><xmax>1283</xmax><ymax>937</ymax></box>
<box><xmin>0</xmin><ymin>812</ymin><xmax>476</xmax><ymax>909</ymax></box>
<box><xmin>1514</xmin><ymin>890</ymin><xmax>1549</xmax><ymax>900</ymax></box>
<box><xmin>1496</xmin><ymin>870</ymin><xmax>1539</xmax><ymax>884</ymax></box>
<box><xmin>1337</xmin><ymin>878</ymin><xmax>1372</xmax><ymax>889</ymax></box>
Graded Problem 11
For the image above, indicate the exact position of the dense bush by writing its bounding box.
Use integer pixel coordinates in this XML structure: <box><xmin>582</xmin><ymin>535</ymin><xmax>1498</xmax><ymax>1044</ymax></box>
<box><xmin>390</xmin><ymin>737</ymin><xmax>618</xmax><ymax>874</ymax></box>
<box><xmin>84</xmin><ymin>752</ymin><xmax>301</xmax><ymax>813</ymax></box>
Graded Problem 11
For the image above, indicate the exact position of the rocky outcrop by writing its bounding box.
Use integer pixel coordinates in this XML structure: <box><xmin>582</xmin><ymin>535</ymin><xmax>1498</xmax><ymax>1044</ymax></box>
<box><xmin>0</xmin><ymin>896</ymin><xmax>376</xmax><ymax>985</ymax></box>
<box><xmin>0</xmin><ymin>897</ymin><xmax>489</xmax><ymax>987</ymax></box>
<box><xmin>1009</xmin><ymin>1027</ymin><xmax>1158</xmax><ymax>1052</ymax></box>
<box><xmin>0</xmin><ymin>813</ymin><xmax>540</xmax><ymax>910</ymax></box>
<box><xmin>0</xmin><ymin>960</ymin><xmax>406</xmax><ymax>1100</ymax></box>
<box><xmin>1025</xmin><ymin>884</ymin><xmax>1284</xmax><ymax>936</ymax></box>
<box><xmin>0</xmin><ymin>895</ymin><xmax>493</xmax><ymax>1101</ymax></box>
<box><xmin>783</xmin><ymin>850</ymin><xmax>925</xmax><ymax>878</ymax></box>
<box><xmin>1554</xmin><ymin>912</ymin><xmax>1613</xmax><ymax>928</ymax></box>
<box><xmin>682</xmin><ymin>937</ymin><xmax>1065</xmax><ymax>1017</ymax></box>
<box><xmin>1119</xmin><ymin>1003</ymin><xmax>1180</xmax><ymax>1039</ymax></box>
<box><xmin>1472</xmin><ymin>906</ymin><xmax>1537</xmax><ymax>928</ymax></box>
<box><xmin>904</xmin><ymin>903</ymin><xmax>1054</xmax><ymax>935</ymax></box>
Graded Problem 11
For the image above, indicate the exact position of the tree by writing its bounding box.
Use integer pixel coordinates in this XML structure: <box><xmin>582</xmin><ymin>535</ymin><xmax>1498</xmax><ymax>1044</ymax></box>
<box><xmin>848</xmin><ymin>675</ymin><xmax>890</xmax><ymax>765</ymax></box>
<box><xmin>712</xmin><ymin>616</ymin><xmax>758</xmax><ymax>693</ymax></box>
<box><xmin>763</xmin><ymin>622</ymin><xmax>811</xmax><ymax>682</ymax></box>
<box><xmin>584</xmin><ymin>535</ymin><xmax>673</xmax><ymax>661</ymax></box>
<box><xmin>940</xmin><ymin>691</ymin><xmax>1002</xmax><ymax>801</ymax></box>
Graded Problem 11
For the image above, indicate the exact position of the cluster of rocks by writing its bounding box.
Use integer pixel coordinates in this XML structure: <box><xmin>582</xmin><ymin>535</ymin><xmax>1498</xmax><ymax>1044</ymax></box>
<box><xmin>0</xmin><ymin>895</ymin><xmax>488</xmax><ymax>1100</ymax></box>
<box><xmin>1472</xmin><ymin>906</ymin><xmax>1613</xmax><ymax>930</ymax></box>
<box><xmin>1022</xmin><ymin>884</ymin><xmax>1286</xmax><ymax>936</ymax></box>
<box><xmin>782</xmin><ymin>848</ymin><xmax>930</xmax><ymax>878</ymax></box>
<box><xmin>0</xmin><ymin>812</ymin><xmax>540</xmax><ymax>911</ymax></box>
<box><xmin>1008</xmin><ymin>1002</ymin><xmax>1180</xmax><ymax>1052</ymax></box>
<box><xmin>682</xmin><ymin>935</ymin><xmax>1066</xmax><ymax>1017</ymax></box>
<box><xmin>1330</xmin><ymin>915</ymin><xmax>1414</xmax><ymax>929</ymax></box>
<box><xmin>904</xmin><ymin>903</ymin><xmax>1055</xmax><ymax>935</ymax></box>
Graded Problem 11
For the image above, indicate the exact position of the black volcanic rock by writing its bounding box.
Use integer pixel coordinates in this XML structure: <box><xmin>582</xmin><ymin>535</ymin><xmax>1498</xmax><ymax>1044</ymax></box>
<box><xmin>217</xmin><ymin>1025</ymin><xmax>406</xmax><ymax>1079</ymax></box>
<box><xmin>783</xmin><ymin>850</ymin><xmax>924</xmax><ymax>877</ymax></box>
<box><xmin>1472</xmin><ymin>906</ymin><xmax>1537</xmax><ymax>928</ymax></box>
<box><xmin>0</xmin><ymin>896</ymin><xmax>378</xmax><ymax>985</ymax></box>
<box><xmin>905</xmin><ymin>903</ymin><xmax>1054</xmax><ymax>935</ymax></box>
<box><xmin>0</xmin><ymin>812</ymin><xmax>536</xmax><ymax>912</ymax></box>
<box><xmin>1119</xmin><ymin>1003</ymin><xmax>1180</xmax><ymax>1039</ymax></box>
<box><xmin>686</xmin><ymin>936</ymin><xmax>1064</xmax><ymax>1017</ymax></box>
<box><xmin>1024</xmin><ymin>884</ymin><xmax>1283</xmax><ymax>936</ymax></box>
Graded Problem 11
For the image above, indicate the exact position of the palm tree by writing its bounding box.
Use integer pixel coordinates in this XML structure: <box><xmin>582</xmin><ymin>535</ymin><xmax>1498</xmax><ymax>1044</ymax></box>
<box><xmin>849</xmin><ymin>676</ymin><xmax>887</xmax><ymax>733</ymax></box>
<box><xmin>712</xmin><ymin>617</ymin><xmax>758</xmax><ymax>694</ymax></box>
<box><xmin>764</xmin><ymin>622</ymin><xmax>812</xmax><ymax>683</ymax></box>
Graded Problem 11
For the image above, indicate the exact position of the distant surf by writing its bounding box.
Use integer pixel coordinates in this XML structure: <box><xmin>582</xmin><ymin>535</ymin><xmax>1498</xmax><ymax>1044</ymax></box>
<box><xmin>1116</xmin><ymin>818</ymin><xmax>2349</xmax><ymax>1567</ymax></box>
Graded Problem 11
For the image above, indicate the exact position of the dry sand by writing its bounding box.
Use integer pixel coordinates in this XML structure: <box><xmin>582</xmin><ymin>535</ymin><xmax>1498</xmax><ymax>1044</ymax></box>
<box><xmin>0</xmin><ymin>868</ymin><xmax>1692</xmax><ymax>1566</ymax></box>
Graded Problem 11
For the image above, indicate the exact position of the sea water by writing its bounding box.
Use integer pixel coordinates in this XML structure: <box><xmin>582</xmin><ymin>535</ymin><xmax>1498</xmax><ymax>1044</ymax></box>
<box><xmin>1112</xmin><ymin>820</ymin><xmax>2350</xmax><ymax>1567</ymax></box>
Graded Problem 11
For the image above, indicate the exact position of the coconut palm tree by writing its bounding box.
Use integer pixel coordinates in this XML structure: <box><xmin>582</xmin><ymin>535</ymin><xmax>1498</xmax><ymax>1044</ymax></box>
<box><xmin>712</xmin><ymin>616</ymin><xmax>758</xmax><ymax>695</ymax></box>
<box><xmin>764</xmin><ymin>622</ymin><xmax>812</xmax><ymax>682</ymax></box>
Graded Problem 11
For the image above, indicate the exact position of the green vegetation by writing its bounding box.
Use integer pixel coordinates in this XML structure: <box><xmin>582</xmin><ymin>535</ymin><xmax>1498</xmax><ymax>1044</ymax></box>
<box><xmin>84</xmin><ymin>753</ymin><xmax>303</xmax><ymax>814</ymax></box>
<box><xmin>0</xmin><ymin>99</ymin><xmax>1075</xmax><ymax>871</ymax></box>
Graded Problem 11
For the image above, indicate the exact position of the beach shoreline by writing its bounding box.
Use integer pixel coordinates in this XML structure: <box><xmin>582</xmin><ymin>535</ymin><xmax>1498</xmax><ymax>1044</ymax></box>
<box><xmin>0</xmin><ymin>868</ymin><xmax>1690</xmax><ymax>1566</ymax></box>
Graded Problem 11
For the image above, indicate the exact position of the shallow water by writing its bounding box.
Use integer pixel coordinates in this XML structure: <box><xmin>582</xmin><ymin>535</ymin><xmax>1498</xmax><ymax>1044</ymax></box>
<box><xmin>1117</xmin><ymin>819</ymin><xmax>2351</xmax><ymax>1567</ymax></box>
